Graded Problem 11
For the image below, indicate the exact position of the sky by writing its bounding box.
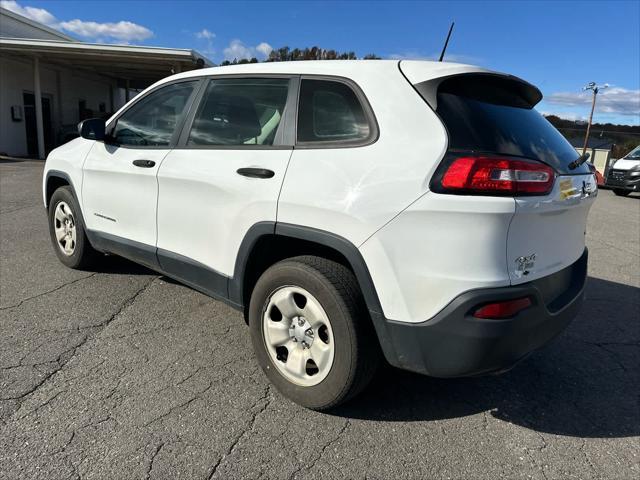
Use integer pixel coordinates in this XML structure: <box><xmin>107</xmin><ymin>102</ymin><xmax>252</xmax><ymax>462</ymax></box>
<box><xmin>2</xmin><ymin>0</ymin><xmax>639</xmax><ymax>125</ymax></box>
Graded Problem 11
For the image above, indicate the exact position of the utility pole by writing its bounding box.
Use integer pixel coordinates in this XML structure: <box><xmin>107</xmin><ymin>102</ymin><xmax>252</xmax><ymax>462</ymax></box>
<box><xmin>581</xmin><ymin>82</ymin><xmax>609</xmax><ymax>157</ymax></box>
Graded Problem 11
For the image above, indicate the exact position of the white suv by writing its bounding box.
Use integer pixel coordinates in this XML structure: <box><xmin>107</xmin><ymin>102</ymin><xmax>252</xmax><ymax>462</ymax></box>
<box><xmin>43</xmin><ymin>60</ymin><xmax>596</xmax><ymax>409</ymax></box>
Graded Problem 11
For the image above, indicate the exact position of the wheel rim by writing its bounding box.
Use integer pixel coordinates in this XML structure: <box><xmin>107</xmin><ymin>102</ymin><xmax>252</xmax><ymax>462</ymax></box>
<box><xmin>53</xmin><ymin>201</ymin><xmax>76</xmax><ymax>256</ymax></box>
<box><xmin>262</xmin><ymin>285</ymin><xmax>335</xmax><ymax>387</ymax></box>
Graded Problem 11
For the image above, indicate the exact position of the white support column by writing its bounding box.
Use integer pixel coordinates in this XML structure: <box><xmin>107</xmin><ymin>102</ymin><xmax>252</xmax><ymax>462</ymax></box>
<box><xmin>33</xmin><ymin>56</ymin><xmax>45</xmax><ymax>159</ymax></box>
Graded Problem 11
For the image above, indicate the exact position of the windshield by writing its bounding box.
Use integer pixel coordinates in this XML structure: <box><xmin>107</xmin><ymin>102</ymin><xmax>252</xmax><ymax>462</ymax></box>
<box><xmin>624</xmin><ymin>146</ymin><xmax>640</xmax><ymax>160</ymax></box>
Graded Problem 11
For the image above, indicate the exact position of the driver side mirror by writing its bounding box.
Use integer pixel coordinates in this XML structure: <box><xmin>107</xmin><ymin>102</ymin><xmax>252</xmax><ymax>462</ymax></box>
<box><xmin>78</xmin><ymin>118</ymin><xmax>106</xmax><ymax>141</ymax></box>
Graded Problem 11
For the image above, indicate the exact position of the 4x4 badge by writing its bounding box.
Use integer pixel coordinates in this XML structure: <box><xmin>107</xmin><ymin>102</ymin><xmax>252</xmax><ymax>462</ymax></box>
<box><xmin>582</xmin><ymin>180</ymin><xmax>596</xmax><ymax>198</ymax></box>
<box><xmin>515</xmin><ymin>254</ymin><xmax>536</xmax><ymax>277</ymax></box>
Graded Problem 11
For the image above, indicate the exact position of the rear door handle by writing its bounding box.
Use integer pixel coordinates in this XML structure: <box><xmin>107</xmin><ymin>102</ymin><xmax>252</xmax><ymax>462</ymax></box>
<box><xmin>236</xmin><ymin>167</ymin><xmax>275</xmax><ymax>179</ymax></box>
<box><xmin>133</xmin><ymin>159</ymin><xmax>156</xmax><ymax>168</ymax></box>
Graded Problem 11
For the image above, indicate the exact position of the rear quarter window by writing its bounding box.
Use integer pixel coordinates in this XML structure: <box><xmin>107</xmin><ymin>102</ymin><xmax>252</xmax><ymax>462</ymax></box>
<box><xmin>297</xmin><ymin>79</ymin><xmax>374</xmax><ymax>145</ymax></box>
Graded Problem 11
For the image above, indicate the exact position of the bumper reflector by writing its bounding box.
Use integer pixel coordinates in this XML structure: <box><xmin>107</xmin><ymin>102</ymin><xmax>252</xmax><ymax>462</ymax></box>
<box><xmin>473</xmin><ymin>297</ymin><xmax>532</xmax><ymax>319</ymax></box>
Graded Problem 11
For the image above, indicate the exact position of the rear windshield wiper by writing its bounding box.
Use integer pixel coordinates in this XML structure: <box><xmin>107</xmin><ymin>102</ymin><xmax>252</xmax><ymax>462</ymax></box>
<box><xmin>568</xmin><ymin>152</ymin><xmax>590</xmax><ymax>170</ymax></box>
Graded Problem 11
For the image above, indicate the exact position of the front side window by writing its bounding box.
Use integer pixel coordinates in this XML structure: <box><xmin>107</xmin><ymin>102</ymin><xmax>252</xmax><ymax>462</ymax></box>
<box><xmin>113</xmin><ymin>81</ymin><xmax>197</xmax><ymax>146</ymax></box>
<box><xmin>187</xmin><ymin>78</ymin><xmax>290</xmax><ymax>146</ymax></box>
<box><xmin>297</xmin><ymin>79</ymin><xmax>371</xmax><ymax>144</ymax></box>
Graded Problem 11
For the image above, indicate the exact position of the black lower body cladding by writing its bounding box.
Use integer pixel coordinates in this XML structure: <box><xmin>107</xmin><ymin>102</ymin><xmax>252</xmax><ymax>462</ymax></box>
<box><xmin>375</xmin><ymin>249</ymin><xmax>588</xmax><ymax>377</ymax></box>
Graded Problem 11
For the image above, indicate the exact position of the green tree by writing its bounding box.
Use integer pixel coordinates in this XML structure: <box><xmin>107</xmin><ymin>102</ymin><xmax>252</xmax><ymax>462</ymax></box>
<box><xmin>218</xmin><ymin>46</ymin><xmax>381</xmax><ymax>66</ymax></box>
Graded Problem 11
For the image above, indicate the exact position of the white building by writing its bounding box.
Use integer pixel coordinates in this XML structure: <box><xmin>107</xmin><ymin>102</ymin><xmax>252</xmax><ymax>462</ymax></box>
<box><xmin>0</xmin><ymin>7</ymin><xmax>211</xmax><ymax>158</ymax></box>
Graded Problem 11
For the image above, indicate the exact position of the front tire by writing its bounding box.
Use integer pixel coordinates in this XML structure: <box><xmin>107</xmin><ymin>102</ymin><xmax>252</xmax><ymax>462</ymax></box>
<box><xmin>613</xmin><ymin>188</ymin><xmax>631</xmax><ymax>197</ymax></box>
<box><xmin>249</xmin><ymin>256</ymin><xmax>380</xmax><ymax>410</ymax></box>
<box><xmin>48</xmin><ymin>186</ymin><xmax>99</xmax><ymax>269</ymax></box>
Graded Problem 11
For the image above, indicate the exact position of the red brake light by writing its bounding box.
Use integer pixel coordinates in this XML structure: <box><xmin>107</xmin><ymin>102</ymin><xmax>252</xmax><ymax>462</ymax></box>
<box><xmin>439</xmin><ymin>156</ymin><xmax>555</xmax><ymax>196</ymax></box>
<box><xmin>473</xmin><ymin>297</ymin><xmax>532</xmax><ymax>319</ymax></box>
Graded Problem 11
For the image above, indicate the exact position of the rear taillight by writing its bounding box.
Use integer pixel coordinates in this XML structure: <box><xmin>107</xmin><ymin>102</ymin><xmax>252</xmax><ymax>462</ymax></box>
<box><xmin>437</xmin><ymin>156</ymin><xmax>555</xmax><ymax>196</ymax></box>
<box><xmin>473</xmin><ymin>297</ymin><xmax>532</xmax><ymax>319</ymax></box>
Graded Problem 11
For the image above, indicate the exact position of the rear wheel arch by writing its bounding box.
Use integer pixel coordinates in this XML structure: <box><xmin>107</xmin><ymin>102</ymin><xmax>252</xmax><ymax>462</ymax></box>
<box><xmin>231</xmin><ymin>223</ymin><xmax>384</xmax><ymax>322</ymax></box>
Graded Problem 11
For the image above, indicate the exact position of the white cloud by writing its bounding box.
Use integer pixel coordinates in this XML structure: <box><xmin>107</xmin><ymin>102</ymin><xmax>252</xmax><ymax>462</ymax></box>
<box><xmin>223</xmin><ymin>39</ymin><xmax>272</xmax><ymax>61</ymax></box>
<box><xmin>0</xmin><ymin>0</ymin><xmax>153</xmax><ymax>43</ymax></box>
<box><xmin>255</xmin><ymin>42</ymin><xmax>273</xmax><ymax>58</ymax></box>
<box><xmin>1</xmin><ymin>0</ymin><xmax>56</xmax><ymax>25</ymax></box>
<box><xmin>545</xmin><ymin>87</ymin><xmax>640</xmax><ymax>116</ymax></box>
<box><xmin>194</xmin><ymin>29</ymin><xmax>215</xmax><ymax>57</ymax></box>
<box><xmin>196</xmin><ymin>28</ymin><xmax>215</xmax><ymax>40</ymax></box>
<box><xmin>58</xmin><ymin>19</ymin><xmax>153</xmax><ymax>43</ymax></box>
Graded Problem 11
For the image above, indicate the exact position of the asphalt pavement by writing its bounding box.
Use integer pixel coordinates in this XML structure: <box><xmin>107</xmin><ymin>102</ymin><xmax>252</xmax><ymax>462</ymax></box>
<box><xmin>1</xmin><ymin>159</ymin><xmax>638</xmax><ymax>479</ymax></box>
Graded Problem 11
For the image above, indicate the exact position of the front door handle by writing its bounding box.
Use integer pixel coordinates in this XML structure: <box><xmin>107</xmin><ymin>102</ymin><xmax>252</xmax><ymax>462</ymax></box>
<box><xmin>236</xmin><ymin>167</ymin><xmax>275</xmax><ymax>179</ymax></box>
<box><xmin>133</xmin><ymin>159</ymin><xmax>156</xmax><ymax>168</ymax></box>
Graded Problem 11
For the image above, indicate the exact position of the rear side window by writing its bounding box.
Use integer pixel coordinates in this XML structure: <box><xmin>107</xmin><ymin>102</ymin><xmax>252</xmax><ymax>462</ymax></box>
<box><xmin>297</xmin><ymin>79</ymin><xmax>371</xmax><ymax>144</ymax></box>
<box><xmin>187</xmin><ymin>78</ymin><xmax>289</xmax><ymax>146</ymax></box>
<box><xmin>417</xmin><ymin>75</ymin><xmax>586</xmax><ymax>174</ymax></box>
<box><xmin>113</xmin><ymin>81</ymin><xmax>197</xmax><ymax>147</ymax></box>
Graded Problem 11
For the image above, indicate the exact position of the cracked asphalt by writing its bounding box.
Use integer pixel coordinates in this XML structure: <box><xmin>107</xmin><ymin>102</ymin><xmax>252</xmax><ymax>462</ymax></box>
<box><xmin>1</xmin><ymin>159</ymin><xmax>638</xmax><ymax>479</ymax></box>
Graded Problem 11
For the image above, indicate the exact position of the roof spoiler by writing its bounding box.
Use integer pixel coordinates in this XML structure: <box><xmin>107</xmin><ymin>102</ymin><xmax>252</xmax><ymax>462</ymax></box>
<box><xmin>412</xmin><ymin>72</ymin><xmax>543</xmax><ymax>111</ymax></box>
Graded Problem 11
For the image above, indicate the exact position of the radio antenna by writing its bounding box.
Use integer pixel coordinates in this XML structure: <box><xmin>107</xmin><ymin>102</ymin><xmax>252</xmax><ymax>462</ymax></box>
<box><xmin>438</xmin><ymin>22</ymin><xmax>455</xmax><ymax>62</ymax></box>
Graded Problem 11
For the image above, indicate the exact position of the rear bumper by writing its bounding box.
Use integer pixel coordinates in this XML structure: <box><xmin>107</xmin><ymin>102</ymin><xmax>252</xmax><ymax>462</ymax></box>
<box><xmin>373</xmin><ymin>249</ymin><xmax>588</xmax><ymax>377</ymax></box>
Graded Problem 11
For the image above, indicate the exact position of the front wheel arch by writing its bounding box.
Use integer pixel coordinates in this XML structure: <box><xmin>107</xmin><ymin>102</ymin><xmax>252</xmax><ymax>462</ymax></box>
<box><xmin>45</xmin><ymin>170</ymin><xmax>76</xmax><ymax>208</ymax></box>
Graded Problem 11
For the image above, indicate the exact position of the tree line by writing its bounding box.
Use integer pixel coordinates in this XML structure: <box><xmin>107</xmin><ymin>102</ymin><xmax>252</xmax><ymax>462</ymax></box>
<box><xmin>545</xmin><ymin>114</ymin><xmax>639</xmax><ymax>158</ymax></box>
<box><xmin>219</xmin><ymin>46</ymin><xmax>380</xmax><ymax>66</ymax></box>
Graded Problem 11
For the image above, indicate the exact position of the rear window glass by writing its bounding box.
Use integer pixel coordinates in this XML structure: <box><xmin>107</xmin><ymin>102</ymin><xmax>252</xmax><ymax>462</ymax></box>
<box><xmin>417</xmin><ymin>76</ymin><xmax>586</xmax><ymax>174</ymax></box>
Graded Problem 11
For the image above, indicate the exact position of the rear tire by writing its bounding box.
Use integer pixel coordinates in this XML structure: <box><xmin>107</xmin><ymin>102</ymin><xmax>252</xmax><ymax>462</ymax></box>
<box><xmin>613</xmin><ymin>188</ymin><xmax>631</xmax><ymax>197</ymax></box>
<box><xmin>249</xmin><ymin>255</ymin><xmax>381</xmax><ymax>410</ymax></box>
<box><xmin>48</xmin><ymin>186</ymin><xmax>99</xmax><ymax>269</ymax></box>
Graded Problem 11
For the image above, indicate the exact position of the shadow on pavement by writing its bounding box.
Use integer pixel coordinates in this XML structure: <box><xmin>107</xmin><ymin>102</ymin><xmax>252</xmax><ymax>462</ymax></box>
<box><xmin>91</xmin><ymin>256</ymin><xmax>199</xmax><ymax>289</ymax></box>
<box><xmin>90</xmin><ymin>254</ymin><xmax>155</xmax><ymax>276</ymax></box>
<box><xmin>333</xmin><ymin>276</ymin><xmax>639</xmax><ymax>439</ymax></box>
<box><xmin>84</xmin><ymin>255</ymin><xmax>639</xmax><ymax>439</ymax></box>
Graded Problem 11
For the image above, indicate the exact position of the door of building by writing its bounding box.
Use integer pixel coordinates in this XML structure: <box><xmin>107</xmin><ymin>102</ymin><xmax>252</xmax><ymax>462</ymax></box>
<box><xmin>23</xmin><ymin>92</ymin><xmax>53</xmax><ymax>157</ymax></box>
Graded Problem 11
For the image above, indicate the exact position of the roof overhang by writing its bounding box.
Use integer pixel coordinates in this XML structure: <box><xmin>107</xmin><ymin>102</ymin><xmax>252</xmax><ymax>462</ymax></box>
<box><xmin>0</xmin><ymin>37</ymin><xmax>213</xmax><ymax>88</ymax></box>
<box><xmin>0</xmin><ymin>7</ymin><xmax>76</xmax><ymax>41</ymax></box>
